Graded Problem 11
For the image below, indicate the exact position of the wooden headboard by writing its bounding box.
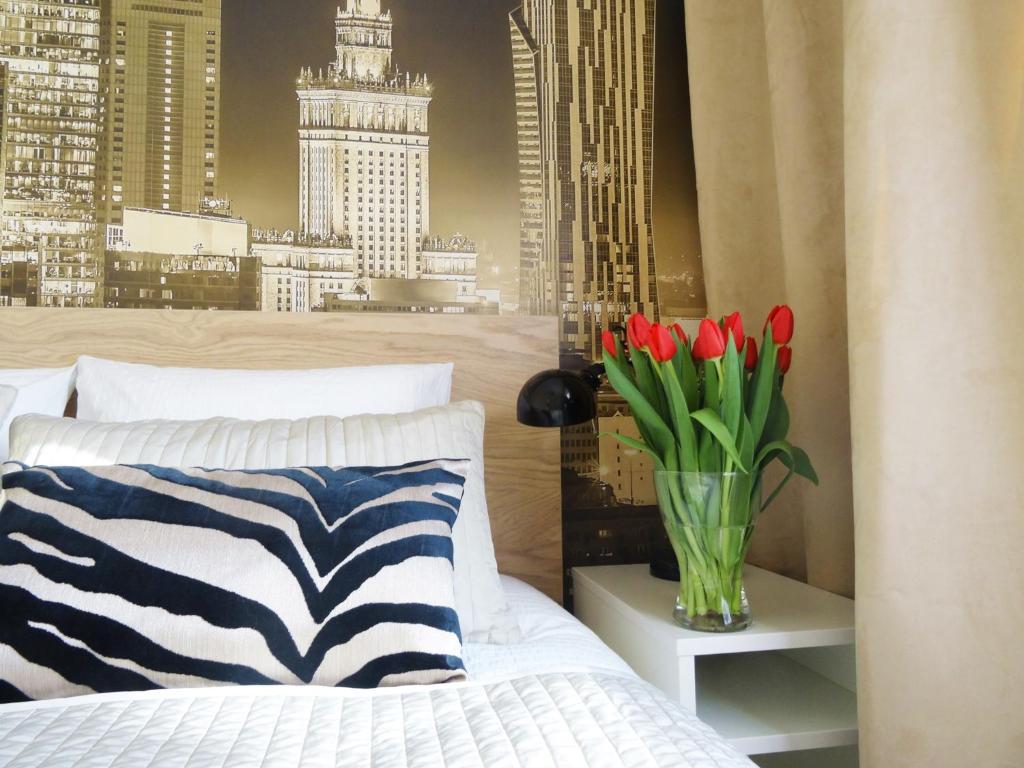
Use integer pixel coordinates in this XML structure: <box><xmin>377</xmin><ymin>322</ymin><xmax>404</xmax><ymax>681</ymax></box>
<box><xmin>0</xmin><ymin>308</ymin><xmax>563</xmax><ymax>602</ymax></box>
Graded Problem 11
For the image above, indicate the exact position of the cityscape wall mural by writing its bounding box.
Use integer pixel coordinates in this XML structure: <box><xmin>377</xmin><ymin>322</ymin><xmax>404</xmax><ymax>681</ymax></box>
<box><xmin>0</xmin><ymin>0</ymin><xmax>704</xmax><ymax>601</ymax></box>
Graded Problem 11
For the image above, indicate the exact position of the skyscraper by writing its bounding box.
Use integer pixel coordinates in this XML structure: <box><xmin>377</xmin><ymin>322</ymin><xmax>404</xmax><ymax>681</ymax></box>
<box><xmin>510</xmin><ymin>0</ymin><xmax>660</xmax><ymax>358</ymax></box>
<box><xmin>96</xmin><ymin>0</ymin><xmax>222</xmax><ymax>226</ymax></box>
<box><xmin>0</xmin><ymin>0</ymin><xmax>102</xmax><ymax>308</ymax></box>
<box><xmin>297</xmin><ymin>0</ymin><xmax>431</xmax><ymax>280</ymax></box>
<box><xmin>509</xmin><ymin>8</ymin><xmax>548</xmax><ymax>318</ymax></box>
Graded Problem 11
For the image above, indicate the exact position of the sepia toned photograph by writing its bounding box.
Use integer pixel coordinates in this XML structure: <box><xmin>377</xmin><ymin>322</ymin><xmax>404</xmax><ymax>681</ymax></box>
<box><xmin>1</xmin><ymin>2</ymin><xmax>1016</xmax><ymax>766</ymax></box>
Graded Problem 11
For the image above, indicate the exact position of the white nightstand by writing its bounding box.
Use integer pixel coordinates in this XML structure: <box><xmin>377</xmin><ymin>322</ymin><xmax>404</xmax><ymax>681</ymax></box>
<box><xmin>573</xmin><ymin>564</ymin><xmax>858</xmax><ymax>761</ymax></box>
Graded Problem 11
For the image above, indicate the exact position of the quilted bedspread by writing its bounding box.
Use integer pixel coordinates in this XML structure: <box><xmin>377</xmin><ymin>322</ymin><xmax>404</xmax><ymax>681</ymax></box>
<box><xmin>0</xmin><ymin>672</ymin><xmax>753</xmax><ymax>768</ymax></box>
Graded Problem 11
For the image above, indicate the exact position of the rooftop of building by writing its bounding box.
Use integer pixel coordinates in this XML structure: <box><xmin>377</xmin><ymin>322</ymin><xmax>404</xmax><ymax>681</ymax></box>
<box><xmin>123</xmin><ymin>207</ymin><xmax>248</xmax><ymax>227</ymax></box>
<box><xmin>252</xmin><ymin>228</ymin><xmax>355</xmax><ymax>249</ymax></box>
<box><xmin>297</xmin><ymin>67</ymin><xmax>432</xmax><ymax>97</ymax></box>
<box><xmin>422</xmin><ymin>234</ymin><xmax>477</xmax><ymax>253</ymax></box>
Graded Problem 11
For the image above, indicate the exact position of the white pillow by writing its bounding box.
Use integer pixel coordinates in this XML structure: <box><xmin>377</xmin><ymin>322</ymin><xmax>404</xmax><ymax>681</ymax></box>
<box><xmin>0</xmin><ymin>367</ymin><xmax>77</xmax><ymax>462</ymax></box>
<box><xmin>75</xmin><ymin>356</ymin><xmax>454</xmax><ymax>422</ymax></box>
<box><xmin>8</xmin><ymin>402</ymin><xmax>520</xmax><ymax>644</ymax></box>
<box><xmin>0</xmin><ymin>386</ymin><xmax>14</xmax><ymax>424</ymax></box>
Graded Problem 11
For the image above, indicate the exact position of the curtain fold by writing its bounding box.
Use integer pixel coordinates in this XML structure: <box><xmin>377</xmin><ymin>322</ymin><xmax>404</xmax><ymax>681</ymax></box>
<box><xmin>686</xmin><ymin>0</ymin><xmax>1024</xmax><ymax>764</ymax></box>
<box><xmin>684</xmin><ymin>0</ymin><xmax>853</xmax><ymax>596</ymax></box>
<box><xmin>845</xmin><ymin>1</ymin><xmax>1024</xmax><ymax>765</ymax></box>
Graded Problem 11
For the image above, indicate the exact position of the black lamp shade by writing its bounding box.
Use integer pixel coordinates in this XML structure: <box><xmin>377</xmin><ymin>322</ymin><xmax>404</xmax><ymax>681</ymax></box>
<box><xmin>517</xmin><ymin>369</ymin><xmax>598</xmax><ymax>428</ymax></box>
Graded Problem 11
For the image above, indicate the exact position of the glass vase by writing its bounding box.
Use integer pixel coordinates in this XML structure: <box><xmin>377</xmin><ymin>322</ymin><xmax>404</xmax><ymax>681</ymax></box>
<box><xmin>654</xmin><ymin>471</ymin><xmax>762</xmax><ymax>633</ymax></box>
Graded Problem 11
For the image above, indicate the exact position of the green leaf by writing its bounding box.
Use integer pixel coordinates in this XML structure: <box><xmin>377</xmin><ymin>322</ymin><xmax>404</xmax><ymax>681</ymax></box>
<box><xmin>691</xmin><ymin>408</ymin><xmax>748</xmax><ymax>471</ymax></box>
<box><xmin>657</xmin><ymin>361</ymin><xmax>699</xmax><ymax>472</ymax></box>
<box><xmin>680</xmin><ymin>348</ymin><xmax>700</xmax><ymax>412</ymax></box>
<box><xmin>738</xmin><ymin>414</ymin><xmax>756</xmax><ymax>472</ymax></box>
<box><xmin>698</xmin><ymin>429</ymin><xmax>720</xmax><ymax>474</ymax></box>
<box><xmin>633</xmin><ymin>350</ymin><xmax>670</xmax><ymax>425</ymax></box>
<box><xmin>754</xmin><ymin>440</ymin><xmax>819</xmax><ymax>512</ymax></box>
<box><xmin>755</xmin><ymin>439</ymin><xmax>795</xmax><ymax>469</ymax></box>
<box><xmin>755</xmin><ymin>440</ymin><xmax>818</xmax><ymax>485</ymax></box>
<box><xmin>604</xmin><ymin>348</ymin><xmax>657</xmax><ymax>448</ymax></box>
<box><xmin>722</xmin><ymin>341</ymin><xmax>743</xmax><ymax>438</ymax></box>
<box><xmin>604</xmin><ymin>355</ymin><xmax>676</xmax><ymax>459</ymax></box>
<box><xmin>791</xmin><ymin>446</ymin><xmax>820</xmax><ymax>485</ymax></box>
<box><xmin>760</xmin><ymin>387</ymin><xmax>790</xmax><ymax>449</ymax></box>
<box><xmin>703</xmin><ymin>360</ymin><xmax>720</xmax><ymax>411</ymax></box>
<box><xmin>747</xmin><ymin>335</ymin><xmax>778</xmax><ymax>446</ymax></box>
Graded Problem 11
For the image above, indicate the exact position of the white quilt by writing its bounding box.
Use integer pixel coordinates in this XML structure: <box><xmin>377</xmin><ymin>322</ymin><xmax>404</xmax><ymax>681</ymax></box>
<box><xmin>0</xmin><ymin>579</ymin><xmax>754</xmax><ymax>768</ymax></box>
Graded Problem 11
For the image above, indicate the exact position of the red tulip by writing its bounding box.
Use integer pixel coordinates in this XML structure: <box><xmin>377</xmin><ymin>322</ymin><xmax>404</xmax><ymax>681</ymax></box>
<box><xmin>723</xmin><ymin>312</ymin><xmax>744</xmax><ymax>350</ymax></box>
<box><xmin>647</xmin><ymin>324</ymin><xmax>678</xmax><ymax>363</ymax></box>
<box><xmin>765</xmin><ymin>305</ymin><xmax>795</xmax><ymax>345</ymax></box>
<box><xmin>778</xmin><ymin>346</ymin><xmax>793</xmax><ymax>374</ymax></box>
<box><xmin>627</xmin><ymin>313</ymin><xmax>652</xmax><ymax>350</ymax></box>
<box><xmin>602</xmin><ymin>330</ymin><xmax>618</xmax><ymax>359</ymax></box>
<box><xmin>744</xmin><ymin>337</ymin><xmax>759</xmax><ymax>371</ymax></box>
<box><xmin>670</xmin><ymin>323</ymin><xmax>689</xmax><ymax>346</ymax></box>
<box><xmin>692</xmin><ymin>319</ymin><xmax>727</xmax><ymax>361</ymax></box>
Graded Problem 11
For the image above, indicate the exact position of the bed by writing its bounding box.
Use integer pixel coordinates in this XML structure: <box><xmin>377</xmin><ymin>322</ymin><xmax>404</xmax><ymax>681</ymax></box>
<box><xmin>0</xmin><ymin>309</ymin><xmax>754</xmax><ymax>768</ymax></box>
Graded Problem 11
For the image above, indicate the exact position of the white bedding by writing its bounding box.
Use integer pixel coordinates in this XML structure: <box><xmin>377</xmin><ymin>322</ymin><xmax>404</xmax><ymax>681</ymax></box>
<box><xmin>0</xmin><ymin>578</ymin><xmax>753</xmax><ymax>768</ymax></box>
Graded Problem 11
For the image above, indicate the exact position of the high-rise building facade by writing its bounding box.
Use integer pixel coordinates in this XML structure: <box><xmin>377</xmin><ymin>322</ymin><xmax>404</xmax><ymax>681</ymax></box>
<box><xmin>298</xmin><ymin>0</ymin><xmax>431</xmax><ymax>281</ymax></box>
<box><xmin>509</xmin><ymin>8</ymin><xmax>548</xmax><ymax>319</ymax></box>
<box><xmin>96</xmin><ymin>0</ymin><xmax>221</xmax><ymax>226</ymax></box>
<box><xmin>510</xmin><ymin>0</ymin><xmax>659</xmax><ymax>358</ymax></box>
<box><xmin>0</xmin><ymin>0</ymin><xmax>102</xmax><ymax>308</ymax></box>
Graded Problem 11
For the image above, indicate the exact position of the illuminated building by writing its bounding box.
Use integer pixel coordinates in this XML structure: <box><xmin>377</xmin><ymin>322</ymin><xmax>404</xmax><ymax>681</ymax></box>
<box><xmin>508</xmin><ymin>9</ymin><xmax>547</xmax><ymax>317</ymax></box>
<box><xmin>255</xmin><ymin>228</ymin><xmax>495</xmax><ymax>315</ymax></box>
<box><xmin>297</xmin><ymin>0</ymin><xmax>431</xmax><ymax>280</ymax></box>
<box><xmin>510</xmin><ymin>0</ymin><xmax>660</xmax><ymax>357</ymax></box>
<box><xmin>104</xmin><ymin>207</ymin><xmax>256</xmax><ymax>310</ymax></box>
<box><xmin>0</xmin><ymin>0</ymin><xmax>102</xmax><ymax>308</ymax></box>
<box><xmin>96</xmin><ymin>0</ymin><xmax>222</xmax><ymax>225</ymax></box>
<box><xmin>253</xmin><ymin>229</ymin><xmax>358</xmax><ymax>313</ymax></box>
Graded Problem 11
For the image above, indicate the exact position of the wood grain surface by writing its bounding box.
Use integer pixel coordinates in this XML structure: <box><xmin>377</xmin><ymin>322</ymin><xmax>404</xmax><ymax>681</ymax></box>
<box><xmin>0</xmin><ymin>308</ymin><xmax>564</xmax><ymax>602</ymax></box>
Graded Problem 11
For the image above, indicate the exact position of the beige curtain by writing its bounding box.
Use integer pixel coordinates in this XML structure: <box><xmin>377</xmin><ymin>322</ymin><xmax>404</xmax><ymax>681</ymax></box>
<box><xmin>685</xmin><ymin>0</ymin><xmax>854</xmax><ymax>597</ymax></box>
<box><xmin>846</xmin><ymin>1</ymin><xmax>1024</xmax><ymax>765</ymax></box>
<box><xmin>686</xmin><ymin>0</ymin><xmax>1024</xmax><ymax>765</ymax></box>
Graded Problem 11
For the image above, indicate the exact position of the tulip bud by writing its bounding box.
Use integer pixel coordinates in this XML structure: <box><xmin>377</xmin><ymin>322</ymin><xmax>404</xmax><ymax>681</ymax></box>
<box><xmin>723</xmin><ymin>312</ymin><xmax>744</xmax><ymax>351</ymax></box>
<box><xmin>627</xmin><ymin>313</ymin><xmax>652</xmax><ymax>350</ymax></box>
<box><xmin>744</xmin><ymin>337</ymin><xmax>759</xmax><ymax>371</ymax></box>
<box><xmin>671</xmin><ymin>323</ymin><xmax>689</xmax><ymax>346</ymax></box>
<box><xmin>764</xmin><ymin>305</ymin><xmax>795</xmax><ymax>346</ymax></box>
<box><xmin>692</xmin><ymin>319</ymin><xmax>727</xmax><ymax>361</ymax></box>
<box><xmin>778</xmin><ymin>346</ymin><xmax>793</xmax><ymax>374</ymax></box>
<box><xmin>647</xmin><ymin>324</ymin><xmax>678</xmax><ymax>363</ymax></box>
<box><xmin>602</xmin><ymin>330</ymin><xmax>618</xmax><ymax>359</ymax></box>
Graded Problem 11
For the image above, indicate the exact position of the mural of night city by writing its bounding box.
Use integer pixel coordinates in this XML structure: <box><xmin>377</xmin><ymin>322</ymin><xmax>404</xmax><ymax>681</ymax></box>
<box><xmin>0</xmin><ymin>0</ymin><xmax>704</xmax><ymax>598</ymax></box>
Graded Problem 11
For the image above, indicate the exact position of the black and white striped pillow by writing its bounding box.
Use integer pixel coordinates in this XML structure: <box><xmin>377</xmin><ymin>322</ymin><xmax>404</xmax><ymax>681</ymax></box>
<box><xmin>0</xmin><ymin>459</ymin><xmax>469</xmax><ymax>703</ymax></box>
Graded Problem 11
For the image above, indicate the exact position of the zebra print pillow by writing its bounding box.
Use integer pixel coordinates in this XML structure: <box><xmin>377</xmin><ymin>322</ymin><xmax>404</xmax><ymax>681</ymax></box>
<box><xmin>0</xmin><ymin>458</ymin><xmax>470</xmax><ymax>703</ymax></box>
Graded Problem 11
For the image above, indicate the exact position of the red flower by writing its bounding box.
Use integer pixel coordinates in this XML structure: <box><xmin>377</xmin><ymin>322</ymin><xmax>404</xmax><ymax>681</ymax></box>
<box><xmin>602</xmin><ymin>330</ymin><xmax>618</xmax><ymax>359</ymax></box>
<box><xmin>765</xmin><ymin>305</ymin><xmax>795</xmax><ymax>345</ymax></box>
<box><xmin>670</xmin><ymin>323</ymin><xmax>689</xmax><ymax>346</ymax></box>
<box><xmin>723</xmin><ymin>312</ymin><xmax>744</xmax><ymax>350</ymax></box>
<box><xmin>744</xmin><ymin>337</ymin><xmax>759</xmax><ymax>371</ymax></box>
<box><xmin>778</xmin><ymin>346</ymin><xmax>793</xmax><ymax>374</ymax></box>
<box><xmin>627</xmin><ymin>313</ymin><xmax>652</xmax><ymax>350</ymax></box>
<box><xmin>692</xmin><ymin>319</ymin><xmax>727</xmax><ymax>361</ymax></box>
<box><xmin>647</xmin><ymin>324</ymin><xmax>678</xmax><ymax>363</ymax></box>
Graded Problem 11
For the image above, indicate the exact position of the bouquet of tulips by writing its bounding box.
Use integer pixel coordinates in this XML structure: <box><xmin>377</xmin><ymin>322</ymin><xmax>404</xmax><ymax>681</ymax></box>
<box><xmin>601</xmin><ymin>306</ymin><xmax>817</xmax><ymax>629</ymax></box>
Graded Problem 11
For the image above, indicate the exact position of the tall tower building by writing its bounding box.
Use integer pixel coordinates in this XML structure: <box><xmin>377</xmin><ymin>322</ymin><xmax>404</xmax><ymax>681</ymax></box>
<box><xmin>509</xmin><ymin>8</ymin><xmax>548</xmax><ymax>317</ymax></box>
<box><xmin>96</xmin><ymin>0</ymin><xmax>222</xmax><ymax>225</ymax></box>
<box><xmin>510</xmin><ymin>0</ymin><xmax>660</xmax><ymax>358</ymax></box>
<box><xmin>0</xmin><ymin>0</ymin><xmax>102</xmax><ymax>308</ymax></box>
<box><xmin>298</xmin><ymin>0</ymin><xmax>431</xmax><ymax>280</ymax></box>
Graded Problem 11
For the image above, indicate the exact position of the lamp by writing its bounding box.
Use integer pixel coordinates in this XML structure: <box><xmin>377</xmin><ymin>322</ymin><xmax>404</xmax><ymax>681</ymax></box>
<box><xmin>516</xmin><ymin>364</ymin><xmax>604</xmax><ymax>428</ymax></box>
<box><xmin>516</xmin><ymin>353</ymin><xmax>681</xmax><ymax>583</ymax></box>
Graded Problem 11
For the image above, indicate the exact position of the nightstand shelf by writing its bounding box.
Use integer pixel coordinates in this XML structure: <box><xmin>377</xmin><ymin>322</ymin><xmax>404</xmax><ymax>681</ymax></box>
<box><xmin>572</xmin><ymin>564</ymin><xmax>857</xmax><ymax>758</ymax></box>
